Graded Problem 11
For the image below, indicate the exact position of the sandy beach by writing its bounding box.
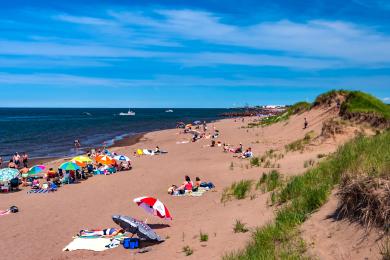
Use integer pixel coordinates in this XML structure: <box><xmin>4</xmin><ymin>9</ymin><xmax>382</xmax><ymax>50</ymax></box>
<box><xmin>0</xmin><ymin>105</ymin><xmax>381</xmax><ymax>260</ymax></box>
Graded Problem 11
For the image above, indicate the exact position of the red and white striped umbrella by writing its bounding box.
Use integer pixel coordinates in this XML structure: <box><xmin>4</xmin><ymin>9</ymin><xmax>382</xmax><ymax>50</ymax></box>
<box><xmin>133</xmin><ymin>196</ymin><xmax>172</xmax><ymax>220</ymax></box>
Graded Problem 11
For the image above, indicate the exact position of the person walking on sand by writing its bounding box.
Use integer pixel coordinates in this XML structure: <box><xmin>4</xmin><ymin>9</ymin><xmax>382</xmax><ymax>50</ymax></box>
<box><xmin>303</xmin><ymin>118</ymin><xmax>308</xmax><ymax>129</ymax></box>
<box><xmin>13</xmin><ymin>152</ymin><xmax>21</xmax><ymax>168</ymax></box>
<box><xmin>0</xmin><ymin>156</ymin><xmax>3</xmax><ymax>168</ymax></box>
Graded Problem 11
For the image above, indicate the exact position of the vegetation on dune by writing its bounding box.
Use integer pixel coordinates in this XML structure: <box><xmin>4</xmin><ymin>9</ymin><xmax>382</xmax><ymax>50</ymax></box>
<box><xmin>248</xmin><ymin>101</ymin><xmax>311</xmax><ymax>128</ymax></box>
<box><xmin>221</xmin><ymin>180</ymin><xmax>253</xmax><ymax>202</ymax></box>
<box><xmin>224</xmin><ymin>130</ymin><xmax>390</xmax><ymax>260</ymax></box>
<box><xmin>234</xmin><ymin>219</ymin><xmax>249</xmax><ymax>233</ymax></box>
<box><xmin>340</xmin><ymin>91</ymin><xmax>390</xmax><ymax>120</ymax></box>
<box><xmin>313</xmin><ymin>89</ymin><xmax>350</xmax><ymax>106</ymax></box>
<box><xmin>285</xmin><ymin>131</ymin><xmax>316</xmax><ymax>152</ymax></box>
<box><xmin>256</xmin><ymin>170</ymin><xmax>282</xmax><ymax>192</ymax></box>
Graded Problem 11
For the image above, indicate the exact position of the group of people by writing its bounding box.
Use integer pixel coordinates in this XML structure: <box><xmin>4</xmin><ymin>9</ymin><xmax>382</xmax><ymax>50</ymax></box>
<box><xmin>0</xmin><ymin>152</ymin><xmax>29</xmax><ymax>169</ymax></box>
<box><xmin>168</xmin><ymin>175</ymin><xmax>215</xmax><ymax>195</ymax></box>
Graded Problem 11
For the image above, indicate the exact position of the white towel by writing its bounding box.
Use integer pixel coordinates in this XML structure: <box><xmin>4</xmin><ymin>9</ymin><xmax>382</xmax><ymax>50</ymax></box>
<box><xmin>63</xmin><ymin>237</ymin><xmax>118</xmax><ymax>252</ymax></box>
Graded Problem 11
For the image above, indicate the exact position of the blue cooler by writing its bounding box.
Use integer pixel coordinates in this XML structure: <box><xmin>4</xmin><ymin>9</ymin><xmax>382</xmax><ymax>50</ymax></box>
<box><xmin>123</xmin><ymin>238</ymin><xmax>140</xmax><ymax>249</ymax></box>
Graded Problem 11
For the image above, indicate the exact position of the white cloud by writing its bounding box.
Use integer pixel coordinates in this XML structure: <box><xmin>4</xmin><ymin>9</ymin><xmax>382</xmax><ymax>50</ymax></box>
<box><xmin>383</xmin><ymin>97</ymin><xmax>390</xmax><ymax>101</ymax></box>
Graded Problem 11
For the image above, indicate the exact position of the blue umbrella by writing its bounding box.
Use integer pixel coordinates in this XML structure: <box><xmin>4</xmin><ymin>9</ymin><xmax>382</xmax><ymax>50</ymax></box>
<box><xmin>0</xmin><ymin>168</ymin><xmax>20</xmax><ymax>182</ymax></box>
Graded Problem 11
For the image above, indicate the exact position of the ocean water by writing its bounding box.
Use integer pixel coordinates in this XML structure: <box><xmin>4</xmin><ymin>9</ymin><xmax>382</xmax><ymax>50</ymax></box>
<box><xmin>0</xmin><ymin>108</ymin><xmax>227</xmax><ymax>159</ymax></box>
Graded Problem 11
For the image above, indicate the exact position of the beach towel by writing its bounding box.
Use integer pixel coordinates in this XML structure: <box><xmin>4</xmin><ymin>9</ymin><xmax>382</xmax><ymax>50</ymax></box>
<box><xmin>136</xmin><ymin>149</ymin><xmax>143</xmax><ymax>155</ymax></box>
<box><xmin>142</xmin><ymin>149</ymin><xmax>154</xmax><ymax>155</ymax></box>
<box><xmin>27</xmin><ymin>188</ymin><xmax>55</xmax><ymax>194</ymax></box>
<box><xmin>0</xmin><ymin>209</ymin><xmax>10</xmax><ymax>216</ymax></box>
<box><xmin>173</xmin><ymin>189</ymin><xmax>207</xmax><ymax>197</ymax></box>
<box><xmin>63</xmin><ymin>237</ymin><xmax>119</xmax><ymax>252</ymax></box>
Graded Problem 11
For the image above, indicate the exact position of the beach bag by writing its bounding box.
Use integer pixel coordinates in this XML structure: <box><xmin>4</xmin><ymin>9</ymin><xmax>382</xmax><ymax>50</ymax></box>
<box><xmin>123</xmin><ymin>238</ymin><xmax>139</xmax><ymax>249</ymax></box>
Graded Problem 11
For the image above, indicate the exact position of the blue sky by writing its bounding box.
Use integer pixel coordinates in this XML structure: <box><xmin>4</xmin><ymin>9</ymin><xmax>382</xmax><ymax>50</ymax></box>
<box><xmin>0</xmin><ymin>0</ymin><xmax>389</xmax><ymax>107</ymax></box>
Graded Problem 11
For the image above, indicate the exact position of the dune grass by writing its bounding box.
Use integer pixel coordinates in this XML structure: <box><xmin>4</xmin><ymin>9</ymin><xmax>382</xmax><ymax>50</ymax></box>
<box><xmin>341</xmin><ymin>91</ymin><xmax>390</xmax><ymax>120</ymax></box>
<box><xmin>313</xmin><ymin>89</ymin><xmax>350</xmax><ymax>106</ymax></box>
<box><xmin>221</xmin><ymin>180</ymin><xmax>253</xmax><ymax>203</ymax></box>
<box><xmin>234</xmin><ymin>219</ymin><xmax>249</xmax><ymax>233</ymax></box>
<box><xmin>256</xmin><ymin>170</ymin><xmax>282</xmax><ymax>192</ymax></box>
<box><xmin>285</xmin><ymin>131</ymin><xmax>315</xmax><ymax>152</ymax></box>
<box><xmin>224</xmin><ymin>130</ymin><xmax>390</xmax><ymax>260</ymax></box>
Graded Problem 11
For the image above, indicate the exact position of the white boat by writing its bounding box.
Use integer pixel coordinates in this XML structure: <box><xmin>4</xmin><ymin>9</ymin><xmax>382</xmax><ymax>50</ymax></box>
<box><xmin>165</xmin><ymin>109</ymin><xmax>173</xmax><ymax>113</ymax></box>
<box><xmin>119</xmin><ymin>109</ymin><xmax>135</xmax><ymax>116</ymax></box>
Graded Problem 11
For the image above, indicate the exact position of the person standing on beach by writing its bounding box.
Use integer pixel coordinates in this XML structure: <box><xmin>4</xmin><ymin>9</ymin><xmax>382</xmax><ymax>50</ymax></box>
<box><xmin>0</xmin><ymin>156</ymin><xmax>3</xmax><ymax>168</ymax></box>
<box><xmin>74</xmin><ymin>139</ymin><xmax>81</xmax><ymax>149</ymax></box>
<box><xmin>303</xmin><ymin>118</ymin><xmax>308</xmax><ymax>129</ymax></box>
<box><xmin>13</xmin><ymin>152</ymin><xmax>21</xmax><ymax>168</ymax></box>
<box><xmin>22</xmin><ymin>152</ymin><xmax>29</xmax><ymax>168</ymax></box>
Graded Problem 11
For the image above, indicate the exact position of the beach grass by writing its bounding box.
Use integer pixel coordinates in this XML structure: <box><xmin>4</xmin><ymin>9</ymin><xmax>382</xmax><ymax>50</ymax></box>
<box><xmin>341</xmin><ymin>91</ymin><xmax>390</xmax><ymax>120</ymax></box>
<box><xmin>250</xmin><ymin>157</ymin><xmax>260</xmax><ymax>167</ymax></box>
<box><xmin>256</xmin><ymin>170</ymin><xmax>282</xmax><ymax>192</ymax></box>
<box><xmin>285</xmin><ymin>131</ymin><xmax>315</xmax><ymax>152</ymax></box>
<box><xmin>182</xmin><ymin>245</ymin><xmax>194</xmax><ymax>256</ymax></box>
<box><xmin>221</xmin><ymin>180</ymin><xmax>253</xmax><ymax>202</ymax></box>
<box><xmin>233</xmin><ymin>219</ymin><xmax>249</xmax><ymax>233</ymax></box>
<box><xmin>224</xmin><ymin>130</ymin><xmax>390</xmax><ymax>260</ymax></box>
<box><xmin>199</xmin><ymin>231</ymin><xmax>209</xmax><ymax>242</ymax></box>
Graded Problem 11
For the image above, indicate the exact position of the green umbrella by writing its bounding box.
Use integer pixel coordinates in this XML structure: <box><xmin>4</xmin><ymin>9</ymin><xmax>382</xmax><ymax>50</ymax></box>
<box><xmin>59</xmin><ymin>162</ymin><xmax>80</xmax><ymax>171</ymax></box>
<box><xmin>0</xmin><ymin>168</ymin><xmax>20</xmax><ymax>182</ymax></box>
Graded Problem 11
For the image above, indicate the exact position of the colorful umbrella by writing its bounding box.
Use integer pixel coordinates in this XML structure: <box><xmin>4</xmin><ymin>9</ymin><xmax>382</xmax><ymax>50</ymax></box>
<box><xmin>112</xmin><ymin>215</ymin><xmax>164</xmax><ymax>242</ymax></box>
<box><xmin>72</xmin><ymin>156</ymin><xmax>92</xmax><ymax>167</ymax></box>
<box><xmin>27</xmin><ymin>165</ymin><xmax>45</xmax><ymax>176</ymax></box>
<box><xmin>114</xmin><ymin>155</ymin><xmax>130</xmax><ymax>162</ymax></box>
<box><xmin>96</xmin><ymin>155</ymin><xmax>115</xmax><ymax>165</ymax></box>
<box><xmin>133</xmin><ymin>196</ymin><xmax>172</xmax><ymax>220</ymax></box>
<box><xmin>0</xmin><ymin>168</ymin><xmax>20</xmax><ymax>182</ymax></box>
<box><xmin>59</xmin><ymin>161</ymin><xmax>80</xmax><ymax>171</ymax></box>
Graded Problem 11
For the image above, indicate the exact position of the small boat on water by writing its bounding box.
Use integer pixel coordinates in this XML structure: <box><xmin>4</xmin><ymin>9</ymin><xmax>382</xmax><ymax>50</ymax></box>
<box><xmin>82</xmin><ymin>112</ymin><xmax>92</xmax><ymax>116</ymax></box>
<box><xmin>165</xmin><ymin>109</ymin><xmax>173</xmax><ymax>113</ymax></box>
<box><xmin>119</xmin><ymin>109</ymin><xmax>135</xmax><ymax>116</ymax></box>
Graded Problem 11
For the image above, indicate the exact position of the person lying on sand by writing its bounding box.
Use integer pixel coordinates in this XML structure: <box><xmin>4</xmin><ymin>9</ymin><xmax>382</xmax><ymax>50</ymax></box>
<box><xmin>78</xmin><ymin>228</ymin><xmax>125</xmax><ymax>238</ymax></box>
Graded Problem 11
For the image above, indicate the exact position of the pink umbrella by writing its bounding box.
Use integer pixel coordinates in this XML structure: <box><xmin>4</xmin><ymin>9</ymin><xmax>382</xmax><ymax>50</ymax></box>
<box><xmin>133</xmin><ymin>196</ymin><xmax>172</xmax><ymax>220</ymax></box>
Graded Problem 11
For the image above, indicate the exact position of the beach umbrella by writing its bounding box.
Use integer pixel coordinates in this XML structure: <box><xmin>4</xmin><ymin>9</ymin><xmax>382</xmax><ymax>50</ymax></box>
<box><xmin>193</xmin><ymin>120</ymin><xmax>201</xmax><ymax>125</ymax></box>
<box><xmin>96</xmin><ymin>155</ymin><xmax>115</xmax><ymax>165</ymax></box>
<box><xmin>0</xmin><ymin>168</ymin><xmax>20</xmax><ymax>182</ymax></box>
<box><xmin>59</xmin><ymin>161</ymin><xmax>80</xmax><ymax>171</ymax></box>
<box><xmin>112</xmin><ymin>215</ymin><xmax>164</xmax><ymax>242</ymax></box>
<box><xmin>114</xmin><ymin>155</ymin><xmax>130</xmax><ymax>162</ymax></box>
<box><xmin>72</xmin><ymin>156</ymin><xmax>92</xmax><ymax>167</ymax></box>
<box><xmin>27</xmin><ymin>165</ymin><xmax>45</xmax><ymax>176</ymax></box>
<box><xmin>185</xmin><ymin>124</ymin><xmax>192</xmax><ymax>128</ymax></box>
<box><xmin>133</xmin><ymin>196</ymin><xmax>172</xmax><ymax>220</ymax></box>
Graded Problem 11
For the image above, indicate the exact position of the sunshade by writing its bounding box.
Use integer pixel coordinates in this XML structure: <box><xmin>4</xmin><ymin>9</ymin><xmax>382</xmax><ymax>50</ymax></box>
<box><xmin>0</xmin><ymin>168</ymin><xmax>20</xmax><ymax>182</ymax></box>
<box><xmin>59</xmin><ymin>162</ymin><xmax>80</xmax><ymax>171</ymax></box>
<box><xmin>112</xmin><ymin>215</ymin><xmax>164</xmax><ymax>242</ymax></box>
<box><xmin>133</xmin><ymin>196</ymin><xmax>172</xmax><ymax>220</ymax></box>
<box><xmin>96</xmin><ymin>155</ymin><xmax>115</xmax><ymax>165</ymax></box>
<box><xmin>27</xmin><ymin>165</ymin><xmax>45</xmax><ymax>175</ymax></box>
<box><xmin>114</xmin><ymin>155</ymin><xmax>130</xmax><ymax>162</ymax></box>
<box><xmin>193</xmin><ymin>120</ymin><xmax>202</xmax><ymax>125</ymax></box>
<box><xmin>185</xmin><ymin>124</ymin><xmax>192</xmax><ymax>128</ymax></box>
<box><xmin>72</xmin><ymin>156</ymin><xmax>92</xmax><ymax>167</ymax></box>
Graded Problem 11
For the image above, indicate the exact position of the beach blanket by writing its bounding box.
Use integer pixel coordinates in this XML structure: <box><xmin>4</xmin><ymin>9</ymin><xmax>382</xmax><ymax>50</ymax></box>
<box><xmin>63</xmin><ymin>237</ymin><xmax>120</xmax><ymax>252</ymax></box>
<box><xmin>27</xmin><ymin>188</ymin><xmax>55</xmax><ymax>194</ymax></box>
<box><xmin>173</xmin><ymin>189</ymin><xmax>208</xmax><ymax>197</ymax></box>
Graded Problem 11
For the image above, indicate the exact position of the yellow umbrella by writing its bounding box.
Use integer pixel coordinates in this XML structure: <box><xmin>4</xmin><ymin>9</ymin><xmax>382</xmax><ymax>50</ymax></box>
<box><xmin>72</xmin><ymin>156</ymin><xmax>92</xmax><ymax>167</ymax></box>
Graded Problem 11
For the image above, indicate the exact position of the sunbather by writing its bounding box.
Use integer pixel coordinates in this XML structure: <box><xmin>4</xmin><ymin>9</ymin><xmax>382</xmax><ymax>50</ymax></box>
<box><xmin>78</xmin><ymin>228</ymin><xmax>124</xmax><ymax>237</ymax></box>
<box><xmin>242</xmin><ymin>148</ymin><xmax>253</xmax><ymax>158</ymax></box>
<box><xmin>175</xmin><ymin>175</ymin><xmax>193</xmax><ymax>193</ymax></box>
